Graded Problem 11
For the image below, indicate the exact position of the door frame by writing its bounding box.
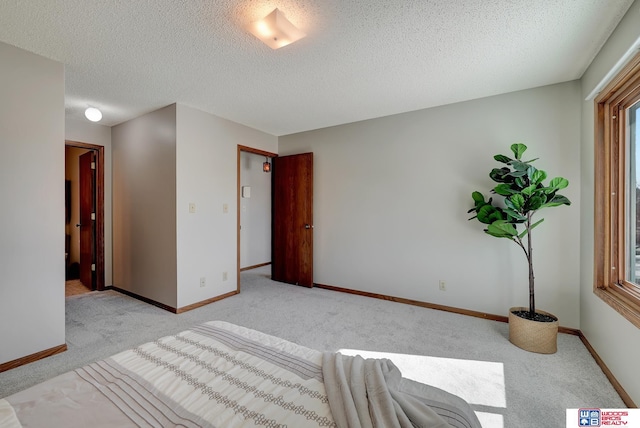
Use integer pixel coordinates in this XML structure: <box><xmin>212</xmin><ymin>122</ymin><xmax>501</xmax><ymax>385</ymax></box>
<box><xmin>237</xmin><ymin>145</ymin><xmax>278</xmax><ymax>292</ymax></box>
<box><xmin>65</xmin><ymin>140</ymin><xmax>105</xmax><ymax>291</ymax></box>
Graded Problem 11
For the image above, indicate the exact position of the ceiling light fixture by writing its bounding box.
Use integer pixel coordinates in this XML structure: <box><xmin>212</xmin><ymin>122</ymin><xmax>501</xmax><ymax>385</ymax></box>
<box><xmin>247</xmin><ymin>8</ymin><xmax>306</xmax><ymax>49</ymax></box>
<box><xmin>84</xmin><ymin>107</ymin><xmax>102</xmax><ymax>122</ymax></box>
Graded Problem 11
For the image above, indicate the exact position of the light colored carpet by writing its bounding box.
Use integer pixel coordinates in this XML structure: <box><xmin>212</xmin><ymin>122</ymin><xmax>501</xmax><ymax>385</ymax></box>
<box><xmin>0</xmin><ymin>266</ymin><xmax>626</xmax><ymax>427</ymax></box>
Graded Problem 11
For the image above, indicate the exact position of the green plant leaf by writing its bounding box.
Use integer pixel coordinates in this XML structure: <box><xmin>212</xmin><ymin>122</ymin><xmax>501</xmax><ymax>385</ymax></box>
<box><xmin>507</xmin><ymin>169</ymin><xmax>528</xmax><ymax>177</ymax></box>
<box><xmin>530</xmin><ymin>218</ymin><xmax>545</xmax><ymax>231</ymax></box>
<box><xmin>511</xmin><ymin>160</ymin><xmax>529</xmax><ymax>171</ymax></box>
<box><xmin>503</xmin><ymin>208</ymin><xmax>527</xmax><ymax>221</ymax></box>
<box><xmin>532</xmin><ymin>169</ymin><xmax>547</xmax><ymax>184</ymax></box>
<box><xmin>514</xmin><ymin>176</ymin><xmax>526</xmax><ymax>188</ymax></box>
<box><xmin>530</xmin><ymin>188</ymin><xmax>549</xmax><ymax>199</ymax></box>
<box><xmin>517</xmin><ymin>218</ymin><xmax>545</xmax><ymax>239</ymax></box>
<box><xmin>510</xmin><ymin>143</ymin><xmax>527</xmax><ymax>160</ymax></box>
<box><xmin>476</xmin><ymin>204</ymin><xmax>504</xmax><ymax>224</ymax></box>
<box><xmin>472</xmin><ymin>191</ymin><xmax>485</xmax><ymax>204</ymax></box>
<box><xmin>493</xmin><ymin>183</ymin><xmax>516</xmax><ymax>196</ymax></box>
<box><xmin>549</xmin><ymin>177</ymin><xmax>569</xmax><ymax>190</ymax></box>
<box><xmin>504</xmin><ymin>198</ymin><xmax>516</xmax><ymax>211</ymax></box>
<box><xmin>486</xmin><ymin>220</ymin><xmax>518</xmax><ymax>239</ymax></box>
<box><xmin>490</xmin><ymin>167</ymin><xmax>511</xmax><ymax>183</ymax></box>
<box><xmin>521</xmin><ymin>184</ymin><xmax>537</xmax><ymax>196</ymax></box>
<box><xmin>494</xmin><ymin>154</ymin><xmax>512</xmax><ymax>164</ymax></box>
<box><xmin>541</xmin><ymin>194</ymin><xmax>571</xmax><ymax>208</ymax></box>
<box><xmin>525</xmin><ymin>195</ymin><xmax>545</xmax><ymax>211</ymax></box>
<box><xmin>510</xmin><ymin>194</ymin><xmax>525</xmax><ymax>210</ymax></box>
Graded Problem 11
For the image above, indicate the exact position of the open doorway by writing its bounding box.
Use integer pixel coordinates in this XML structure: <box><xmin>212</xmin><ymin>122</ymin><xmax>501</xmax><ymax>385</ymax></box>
<box><xmin>237</xmin><ymin>145</ymin><xmax>277</xmax><ymax>292</ymax></box>
<box><xmin>65</xmin><ymin>141</ymin><xmax>105</xmax><ymax>296</ymax></box>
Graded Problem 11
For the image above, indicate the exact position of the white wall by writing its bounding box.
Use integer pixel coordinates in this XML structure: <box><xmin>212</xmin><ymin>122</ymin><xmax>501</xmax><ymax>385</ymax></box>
<box><xmin>112</xmin><ymin>104</ymin><xmax>177</xmax><ymax>308</ymax></box>
<box><xmin>240</xmin><ymin>151</ymin><xmax>272</xmax><ymax>268</ymax></box>
<box><xmin>0</xmin><ymin>42</ymin><xmax>65</xmax><ymax>364</ymax></box>
<box><xmin>279</xmin><ymin>81</ymin><xmax>582</xmax><ymax>327</ymax></box>
<box><xmin>65</xmin><ymin>117</ymin><xmax>113</xmax><ymax>286</ymax></box>
<box><xmin>175</xmin><ymin>104</ymin><xmax>277</xmax><ymax>308</ymax></box>
<box><xmin>579</xmin><ymin>0</ymin><xmax>640</xmax><ymax>405</ymax></box>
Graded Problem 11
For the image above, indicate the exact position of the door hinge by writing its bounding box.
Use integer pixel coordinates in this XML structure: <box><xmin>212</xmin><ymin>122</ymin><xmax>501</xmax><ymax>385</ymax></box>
<box><xmin>91</xmin><ymin>213</ymin><xmax>96</xmax><ymax>221</ymax></box>
<box><xmin>91</xmin><ymin>264</ymin><xmax>96</xmax><ymax>271</ymax></box>
<box><xmin>91</xmin><ymin>162</ymin><xmax>96</xmax><ymax>170</ymax></box>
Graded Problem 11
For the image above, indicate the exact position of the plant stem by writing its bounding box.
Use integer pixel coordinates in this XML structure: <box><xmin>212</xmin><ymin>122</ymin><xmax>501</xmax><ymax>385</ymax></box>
<box><xmin>514</xmin><ymin>236</ymin><xmax>528</xmax><ymax>259</ymax></box>
<box><xmin>527</xmin><ymin>213</ymin><xmax>535</xmax><ymax>316</ymax></box>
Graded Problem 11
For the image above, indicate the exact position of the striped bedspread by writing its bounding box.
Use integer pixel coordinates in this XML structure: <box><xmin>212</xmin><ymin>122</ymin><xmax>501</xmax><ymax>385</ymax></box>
<box><xmin>1</xmin><ymin>321</ymin><xmax>481</xmax><ymax>428</ymax></box>
<box><xmin>2</xmin><ymin>321</ymin><xmax>335</xmax><ymax>428</ymax></box>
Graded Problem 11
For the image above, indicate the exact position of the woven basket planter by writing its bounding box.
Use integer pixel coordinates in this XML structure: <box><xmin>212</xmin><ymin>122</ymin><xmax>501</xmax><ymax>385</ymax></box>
<box><xmin>508</xmin><ymin>307</ymin><xmax>558</xmax><ymax>354</ymax></box>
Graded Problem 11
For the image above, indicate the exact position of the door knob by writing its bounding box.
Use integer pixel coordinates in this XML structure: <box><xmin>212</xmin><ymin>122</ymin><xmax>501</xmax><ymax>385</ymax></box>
<box><xmin>76</xmin><ymin>223</ymin><xmax>81</xmax><ymax>228</ymax></box>
<box><xmin>304</xmin><ymin>224</ymin><xmax>314</xmax><ymax>229</ymax></box>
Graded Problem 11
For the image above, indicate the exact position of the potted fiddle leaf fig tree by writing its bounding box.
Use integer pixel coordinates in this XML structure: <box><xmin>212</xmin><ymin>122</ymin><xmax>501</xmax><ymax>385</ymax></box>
<box><xmin>468</xmin><ymin>143</ymin><xmax>571</xmax><ymax>354</ymax></box>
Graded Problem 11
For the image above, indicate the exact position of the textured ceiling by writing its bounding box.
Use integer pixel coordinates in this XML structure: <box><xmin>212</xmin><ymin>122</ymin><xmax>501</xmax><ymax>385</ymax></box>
<box><xmin>0</xmin><ymin>0</ymin><xmax>634</xmax><ymax>136</ymax></box>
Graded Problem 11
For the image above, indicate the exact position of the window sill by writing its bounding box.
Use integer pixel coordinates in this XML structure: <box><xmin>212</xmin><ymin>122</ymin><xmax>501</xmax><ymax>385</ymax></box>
<box><xmin>594</xmin><ymin>286</ymin><xmax>640</xmax><ymax>329</ymax></box>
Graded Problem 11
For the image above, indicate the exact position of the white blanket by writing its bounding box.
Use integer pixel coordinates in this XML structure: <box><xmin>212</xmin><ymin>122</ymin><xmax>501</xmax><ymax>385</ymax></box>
<box><xmin>322</xmin><ymin>352</ymin><xmax>480</xmax><ymax>428</ymax></box>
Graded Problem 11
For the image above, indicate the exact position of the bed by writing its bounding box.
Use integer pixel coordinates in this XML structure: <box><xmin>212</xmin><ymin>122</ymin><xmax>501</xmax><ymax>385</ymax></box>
<box><xmin>0</xmin><ymin>321</ymin><xmax>481</xmax><ymax>428</ymax></box>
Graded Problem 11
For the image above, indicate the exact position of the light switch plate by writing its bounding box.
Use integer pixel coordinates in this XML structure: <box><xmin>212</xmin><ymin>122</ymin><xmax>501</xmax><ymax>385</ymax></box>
<box><xmin>189</xmin><ymin>203</ymin><xmax>196</xmax><ymax>213</ymax></box>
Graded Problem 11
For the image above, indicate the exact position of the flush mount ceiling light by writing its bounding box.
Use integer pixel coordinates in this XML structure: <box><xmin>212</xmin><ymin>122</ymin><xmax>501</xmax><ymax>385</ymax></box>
<box><xmin>84</xmin><ymin>107</ymin><xmax>102</xmax><ymax>122</ymax></box>
<box><xmin>247</xmin><ymin>8</ymin><xmax>306</xmax><ymax>49</ymax></box>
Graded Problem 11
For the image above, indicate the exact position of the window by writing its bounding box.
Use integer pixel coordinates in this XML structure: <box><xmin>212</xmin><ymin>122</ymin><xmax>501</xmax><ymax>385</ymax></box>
<box><xmin>627</xmin><ymin>103</ymin><xmax>639</xmax><ymax>284</ymax></box>
<box><xmin>594</xmin><ymin>52</ymin><xmax>640</xmax><ymax>328</ymax></box>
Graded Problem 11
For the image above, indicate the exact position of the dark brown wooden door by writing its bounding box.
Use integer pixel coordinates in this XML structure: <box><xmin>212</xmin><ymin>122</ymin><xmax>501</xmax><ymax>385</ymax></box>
<box><xmin>79</xmin><ymin>151</ymin><xmax>95</xmax><ymax>290</ymax></box>
<box><xmin>272</xmin><ymin>153</ymin><xmax>314</xmax><ymax>287</ymax></box>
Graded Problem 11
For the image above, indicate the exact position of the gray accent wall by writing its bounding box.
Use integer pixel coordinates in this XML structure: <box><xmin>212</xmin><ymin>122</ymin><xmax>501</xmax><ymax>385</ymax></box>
<box><xmin>579</xmin><ymin>0</ymin><xmax>640</xmax><ymax>406</ymax></box>
<box><xmin>112</xmin><ymin>104</ymin><xmax>178</xmax><ymax>308</ymax></box>
<box><xmin>0</xmin><ymin>42</ymin><xmax>65</xmax><ymax>364</ymax></box>
<box><xmin>279</xmin><ymin>81</ymin><xmax>582</xmax><ymax>328</ymax></box>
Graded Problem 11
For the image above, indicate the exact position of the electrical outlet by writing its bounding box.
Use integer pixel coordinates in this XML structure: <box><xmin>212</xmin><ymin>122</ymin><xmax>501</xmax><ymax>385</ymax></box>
<box><xmin>439</xmin><ymin>280</ymin><xmax>446</xmax><ymax>291</ymax></box>
<box><xmin>200</xmin><ymin>277</ymin><xmax>206</xmax><ymax>287</ymax></box>
<box><xmin>222</xmin><ymin>271</ymin><xmax>228</xmax><ymax>281</ymax></box>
